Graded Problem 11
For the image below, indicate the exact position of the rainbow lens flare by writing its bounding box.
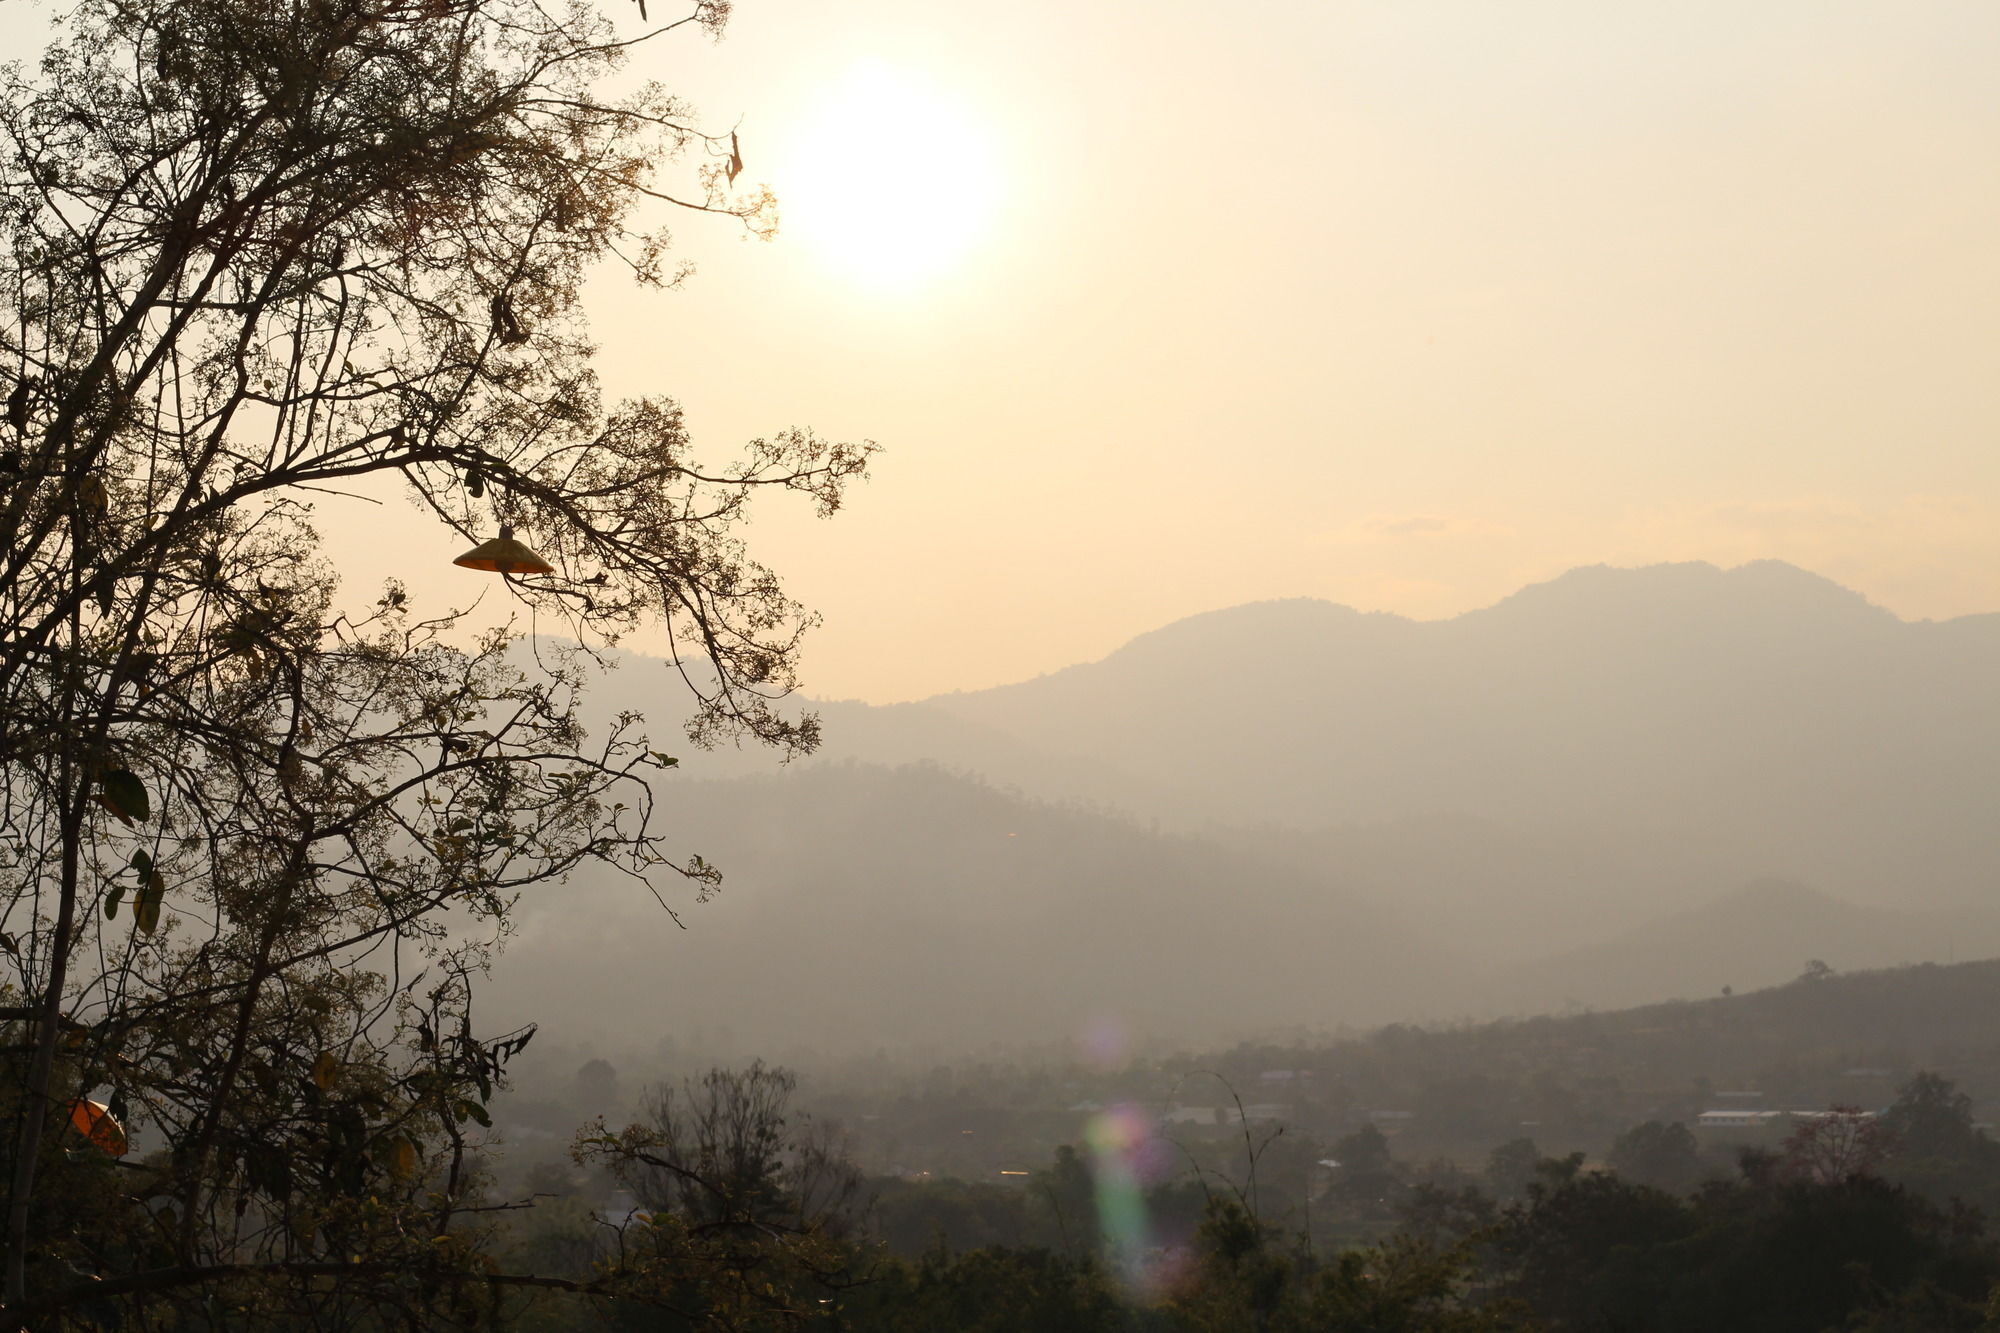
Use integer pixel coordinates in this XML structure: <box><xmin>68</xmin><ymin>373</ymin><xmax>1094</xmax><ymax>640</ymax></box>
<box><xmin>1084</xmin><ymin>1102</ymin><xmax>1175</xmax><ymax>1293</ymax></box>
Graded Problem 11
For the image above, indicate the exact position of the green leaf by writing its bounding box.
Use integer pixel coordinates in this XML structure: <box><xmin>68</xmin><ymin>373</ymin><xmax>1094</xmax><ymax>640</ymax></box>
<box><xmin>95</xmin><ymin>770</ymin><xmax>149</xmax><ymax>826</ymax></box>
<box><xmin>133</xmin><ymin>872</ymin><xmax>164</xmax><ymax>934</ymax></box>
<box><xmin>130</xmin><ymin>849</ymin><xmax>153</xmax><ymax>876</ymax></box>
<box><xmin>104</xmin><ymin>885</ymin><xmax>124</xmax><ymax>919</ymax></box>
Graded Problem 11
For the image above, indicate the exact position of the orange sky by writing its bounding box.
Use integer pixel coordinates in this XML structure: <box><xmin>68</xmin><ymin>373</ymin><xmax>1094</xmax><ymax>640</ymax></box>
<box><xmin>577</xmin><ymin>0</ymin><xmax>2000</xmax><ymax>703</ymax></box>
<box><xmin>16</xmin><ymin>0</ymin><xmax>2000</xmax><ymax>703</ymax></box>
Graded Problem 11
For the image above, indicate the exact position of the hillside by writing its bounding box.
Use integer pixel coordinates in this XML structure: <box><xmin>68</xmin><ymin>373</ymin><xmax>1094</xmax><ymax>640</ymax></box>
<box><xmin>1486</xmin><ymin>879</ymin><xmax>2000</xmax><ymax>1013</ymax></box>
<box><xmin>1180</xmin><ymin>957</ymin><xmax>2000</xmax><ymax>1159</ymax></box>
<box><xmin>1387</xmin><ymin>954</ymin><xmax>2000</xmax><ymax>1103</ymax></box>
<box><xmin>913</xmin><ymin>561</ymin><xmax>2000</xmax><ymax>914</ymax></box>
<box><xmin>538</xmin><ymin>560</ymin><xmax>2000</xmax><ymax>1035</ymax></box>
<box><xmin>612</xmin><ymin>562</ymin><xmax>2000</xmax><ymax>927</ymax></box>
<box><xmin>486</xmin><ymin>763</ymin><xmax>1456</xmax><ymax>1058</ymax></box>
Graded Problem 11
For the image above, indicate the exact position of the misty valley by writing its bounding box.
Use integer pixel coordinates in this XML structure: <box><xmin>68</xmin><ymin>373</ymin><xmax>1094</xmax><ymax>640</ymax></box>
<box><xmin>503</xmin><ymin>560</ymin><xmax>2000</xmax><ymax>1050</ymax></box>
<box><xmin>463</xmin><ymin>561</ymin><xmax>2000</xmax><ymax>1329</ymax></box>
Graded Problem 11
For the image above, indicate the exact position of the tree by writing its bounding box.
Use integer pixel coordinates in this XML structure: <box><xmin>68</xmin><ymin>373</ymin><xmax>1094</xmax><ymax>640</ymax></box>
<box><xmin>1780</xmin><ymin>1107</ymin><xmax>1896</xmax><ymax>1185</ymax></box>
<box><xmin>1882</xmin><ymin>1072</ymin><xmax>1979</xmax><ymax>1162</ymax></box>
<box><xmin>1878</xmin><ymin>1072</ymin><xmax>2000</xmax><ymax>1215</ymax></box>
<box><xmin>1327</xmin><ymin>1122</ymin><xmax>1399</xmax><ymax>1211</ymax></box>
<box><xmin>573</xmin><ymin>1057</ymin><xmax>623</xmax><ymax>1114</ymax></box>
<box><xmin>572</xmin><ymin>1062</ymin><xmax>868</xmax><ymax>1324</ymax></box>
<box><xmin>1490</xmin><ymin>1170</ymin><xmax>1690</xmax><ymax>1330</ymax></box>
<box><xmin>1606</xmin><ymin>1120</ymin><xmax>1701</xmax><ymax>1194</ymax></box>
<box><xmin>1396</xmin><ymin>1182</ymin><xmax>1497</xmax><ymax>1248</ymax></box>
<box><xmin>1307</xmin><ymin>1235</ymin><xmax>1537</xmax><ymax>1333</ymax></box>
<box><xmin>1031</xmin><ymin>1144</ymin><xmax>1098</xmax><ymax>1258</ymax></box>
<box><xmin>1488</xmin><ymin>1161</ymin><xmax>1999</xmax><ymax>1333</ymax></box>
<box><xmin>585</xmin><ymin>1062</ymin><xmax>864</xmax><ymax>1236</ymax></box>
<box><xmin>840</xmin><ymin>1246</ymin><xmax>1131</xmax><ymax>1333</ymax></box>
<box><xmin>1171</xmin><ymin>1197</ymin><xmax>1292</xmax><ymax>1333</ymax></box>
<box><xmin>1485</xmin><ymin>1137</ymin><xmax>1542</xmax><ymax>1201</ymax></box>
<box><xmin>0</xmin><ymin>0</ymin><xmax>870</xmax><ymax>1321</ymax></box>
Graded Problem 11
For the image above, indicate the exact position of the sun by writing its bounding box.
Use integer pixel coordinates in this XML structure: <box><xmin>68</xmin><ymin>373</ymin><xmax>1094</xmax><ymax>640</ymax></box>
<box><xmin>778</xmin><ymin>60</ymin><xmax>1003</xmax><ymax>292</ymax></box>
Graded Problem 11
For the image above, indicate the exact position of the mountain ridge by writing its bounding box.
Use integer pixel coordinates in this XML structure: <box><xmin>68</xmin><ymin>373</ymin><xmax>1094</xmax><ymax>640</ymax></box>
<box><xmin>915</xmin><ymin>561</ymin><xmax>1916</xmax><ymax>708</ymax></box>
<box><xmin>897</xmin><ymin>559</ymin><xmax>2000</xmax><ymax>908</ymax></box>
<box><xmin>545</xmin><ymin>558</ymin><xmax>2000</xmax><ymax>1043</ymax></box>
<box><xmin>491</xmin><ymin>761</ymin><xmax>1459</xmax><ymax>1057</ymax></box>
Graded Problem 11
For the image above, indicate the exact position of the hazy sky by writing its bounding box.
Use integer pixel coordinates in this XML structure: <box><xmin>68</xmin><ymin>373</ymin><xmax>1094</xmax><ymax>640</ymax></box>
<box><xmin>603</xmin><ymin>0</ymin><xmax>2000</xmax><ymax>704</ymax></box>
<box><xmin>18</xmin><ymin>1</ymin><xmax>2000</xmax><ymax>701</ymax></box>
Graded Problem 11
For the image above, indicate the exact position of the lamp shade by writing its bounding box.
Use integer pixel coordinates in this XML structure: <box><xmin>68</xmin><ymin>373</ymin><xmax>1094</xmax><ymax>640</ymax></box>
<box><xmin>68</xmin><ymin>1098</ymin><xmax>127</xmax><ymax>1157</ymax></box>
<box><xmin>452</xmin><ymin>527</ymin><xmax>553</xmax><ymax>575</ymax></box>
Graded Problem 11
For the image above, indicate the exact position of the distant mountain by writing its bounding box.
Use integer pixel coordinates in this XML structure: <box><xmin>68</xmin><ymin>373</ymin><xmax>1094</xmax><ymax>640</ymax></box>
<box><xmin>908</xmin><ymin>561</ymin><xmax>2000</xmax><ymax>914</ymax></box>
<box><xmin>1486</xmin><ymin>878</ymin><xmax>2000</xmax><ymax>1014</ymax></box>
<box><xmin>488</xmin><ymin>764</ymin><xmax>1457</xmax><ymax>1059</ymax></box>
<box><xmin>533</xmin><ymin>560</ymin><xmax>2000</xmax><ymax>1043</ymax></box>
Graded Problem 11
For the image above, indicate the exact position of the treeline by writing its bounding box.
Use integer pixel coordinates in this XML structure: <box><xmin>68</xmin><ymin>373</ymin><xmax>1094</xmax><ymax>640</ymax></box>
<box><xmin>676</xmin><ymin>958</ymin><xmax>2000</xmax><ymax>1182</ymax></box>
<box><xmin>484</xmin><ymin>1066</ymin><xmax>2000</xmax><ymax>1332</ymax></box>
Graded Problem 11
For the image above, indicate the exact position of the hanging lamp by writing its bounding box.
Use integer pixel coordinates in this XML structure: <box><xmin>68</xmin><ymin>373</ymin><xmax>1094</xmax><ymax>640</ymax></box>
<box><xmin>68</xmin><ymin>1098</ymin><xmax>127</xmax><ymax>1157</ymax></box>
<box><xmin>452</xmin><ymin>525</ymin><xmax>552</xmax><ymax>576</ymax></box>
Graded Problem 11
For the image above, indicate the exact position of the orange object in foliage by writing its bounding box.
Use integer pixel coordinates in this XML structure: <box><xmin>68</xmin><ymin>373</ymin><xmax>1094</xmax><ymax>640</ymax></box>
<box><xmin>68</xmin><ymin>1099</ymin><xmax>127</xmax><ymax>1157</ymax></box>
<box><xmin>452</xmin><ymin>528</ymin><xmax>552</xmax><ymax>575</ymax></box>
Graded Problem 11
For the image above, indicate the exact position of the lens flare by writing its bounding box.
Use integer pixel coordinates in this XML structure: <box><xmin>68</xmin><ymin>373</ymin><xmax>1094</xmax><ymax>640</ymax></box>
<box><xmin>1084</xmin><ymin>1102</ymin><xmax>1176</xmax><ymax>1293</ymax></box>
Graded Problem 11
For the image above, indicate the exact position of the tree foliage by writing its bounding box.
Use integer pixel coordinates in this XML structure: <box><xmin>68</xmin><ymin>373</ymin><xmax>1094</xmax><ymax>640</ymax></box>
<box><xmin>0</xmin><ymin>0</ymin><xmax>870</xmax><ymax>1321</ymax></box>
<box><xmin>1780</xmin><ymin>1105</ymin><xmax>1897</xmax><ymax>1185</ymax></box>
<box><xmin>1607</xmin><ymin>1120</ymin><xmax>1702</xmax><ymax>1194</ymax></box>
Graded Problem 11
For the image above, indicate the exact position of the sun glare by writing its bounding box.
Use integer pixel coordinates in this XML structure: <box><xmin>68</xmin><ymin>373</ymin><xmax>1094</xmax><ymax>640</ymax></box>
<box><xmin>779</xmin><ymin>60</ymin><xmax>1002</xmax><ymax>292</ymax></box>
